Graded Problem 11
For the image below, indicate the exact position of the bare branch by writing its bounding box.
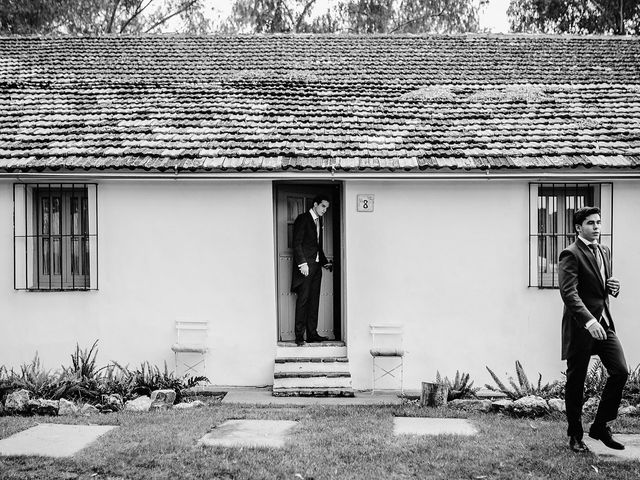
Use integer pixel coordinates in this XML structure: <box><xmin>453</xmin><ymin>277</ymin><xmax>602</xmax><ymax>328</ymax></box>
<box><xmin>388</xmin><ymin>8</ymin><xmax>445</xmax><ymax>34</ymax></box>
<box><xmin>120</xmin><ymin>0</ymin><xmax>155</xmax><ymax>33</ymax></box>
<box><xmin>144</xmin><ymin>0</ymin><xmax>199</xmax><ymax>33</ymax></box>
<box><xmin>295</xmin><ymin>0</ymin><xmax>317</xmax><ymax>32</ymax></box>
<box><xmin>106</xmin><ymin>0</ymin><xmax>122</xmax><ymax>33</ymax></box>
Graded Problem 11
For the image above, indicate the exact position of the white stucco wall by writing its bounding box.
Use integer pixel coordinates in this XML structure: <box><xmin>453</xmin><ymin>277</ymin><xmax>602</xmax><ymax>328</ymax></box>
<box><xmin>344</xmin><ymin>179</ymin><xmax>640</xmax><ymax>391</ymax></box>
<box><xmin>0</xmin><ymin>180</ymin><xmax>277</xmax><ymax>386</ymax></box>
<box><xmin>1</xmin><ymin>176</ymin><xmax>639</xmax><ymax>391</ymax></box>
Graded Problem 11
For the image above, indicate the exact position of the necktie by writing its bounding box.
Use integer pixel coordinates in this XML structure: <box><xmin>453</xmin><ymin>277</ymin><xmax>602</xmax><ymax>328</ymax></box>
<box><xmin>588</xmin><ymin>243</ymin><xmax>602</xmax><ymax>270</ymax></box>
<box><xmin>314</xmin><ymin>217</ymin><xmax>319</xmax><ymax>240</ymax></box>
<box><xmin>589</xmin><ymin>243</ymin><xmax>609</xmax><ymax>326</ymax></box>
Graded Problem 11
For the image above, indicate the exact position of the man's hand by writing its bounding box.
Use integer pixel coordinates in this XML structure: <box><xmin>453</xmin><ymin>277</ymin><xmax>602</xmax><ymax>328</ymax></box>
<box><xmin>587</xmin><ymin>321</ymin><xmax>607</xmax><ymax>341</ymax></box>
<box><xmin>299</xmin><ymin>263</ymin><xmax>309</xmax><ymax>276</ymax></box>
<box><xmin>606</xmin><ymin>277</ymin><xmax>620</xmax><ymax>295</ymax></box>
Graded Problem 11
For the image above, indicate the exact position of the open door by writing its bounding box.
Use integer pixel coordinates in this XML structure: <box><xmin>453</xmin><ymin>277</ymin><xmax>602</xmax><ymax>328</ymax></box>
<box><xmin>275</xmin><ymin>183</ymin><xmax>341</xmax><ymax>342</ymax></box>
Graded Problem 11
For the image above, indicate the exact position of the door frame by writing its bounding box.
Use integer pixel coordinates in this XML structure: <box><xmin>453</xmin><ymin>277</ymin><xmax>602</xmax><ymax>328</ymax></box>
<box><xmin>273</xmin><ymin>180</ymin><xmax>344</xmax><ymax>343</ymax></box>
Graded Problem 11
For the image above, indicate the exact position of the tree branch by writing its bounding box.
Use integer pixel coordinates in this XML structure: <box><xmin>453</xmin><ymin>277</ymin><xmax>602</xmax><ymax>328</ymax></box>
<box><xmin>295</xmin><ymin>0</ymin><xmax>316</xmax><ymax>32</ymax></box>
<box><xmin>120</xmin><ymin>0</ymin><xmax>155</xmax><ymax>33</ymax></box>
<box><xmin>588</xmin><ymin>0</ymin><xmax>620</xmax><ymax>33</ymax></box>
<box><xmin>144</xmin><ymin>0</ymin><xmax>199</xmax><ymax>33</ymax></box>
<box><xmin>106</xmin><ymin>0</ymin><xmax>122</xmax><ymax>33</ymax></box>
<box><xmin>388</xmin><ymin>8</ymin><xmax>445</xmax><ymax>34</ymax></box>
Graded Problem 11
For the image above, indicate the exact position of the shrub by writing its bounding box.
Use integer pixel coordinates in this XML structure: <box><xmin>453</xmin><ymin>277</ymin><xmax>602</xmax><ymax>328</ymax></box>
<box><xmin>0</xmin><ymin>342</ymin><xmax>209</xmax><ymax>405</ymax></box>
<box><xmin>118</xmin><ymin>361</ymin><xmax>208</xmax><ymax>402</ymax></box>
<box><xmin>436</xmin><ymin>370</ymin><xmax>479</xmax><ymax>401</ymax></box>
<box><xmin>54</xmin><ymin>341</ymin><xmax>106</xmax><ymax>401</ymax></box>
<box><xmin>623</xmin><ymin>364</ymin><xmax>640</xmax><ymax>405</ymax></box>
<box><xmin>581</xmin><ymin>359</ymin><xmax>608</xmax><ymax>401</ymax></box>
<box><xmin>485</xmin><ymin>361</ymin><xmax>564</xmax><ymax>400</ymax></box>
<box><xmin>11</xmin><ymin>353</ymin><xmax>63</xmax><ymax>399</ymax></box>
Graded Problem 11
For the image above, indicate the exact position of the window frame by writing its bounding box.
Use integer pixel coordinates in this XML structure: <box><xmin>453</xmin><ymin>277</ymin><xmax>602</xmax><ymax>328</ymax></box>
<box><xmin>13</xmin><ymin>183</ymin><xmax>99</xmax><ymax>291</ymax></box>
<box><xmin>528</xmin><ymin>182</ymin><xmax>613</xmax><ymax>289</ymax></box>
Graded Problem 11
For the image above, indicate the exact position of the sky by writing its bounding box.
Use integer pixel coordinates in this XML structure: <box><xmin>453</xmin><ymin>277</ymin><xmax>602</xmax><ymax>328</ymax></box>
<box><xmin>201</xmin><ymin>0</ymin><xmax>511</xmax><ymax>33</ymax></box>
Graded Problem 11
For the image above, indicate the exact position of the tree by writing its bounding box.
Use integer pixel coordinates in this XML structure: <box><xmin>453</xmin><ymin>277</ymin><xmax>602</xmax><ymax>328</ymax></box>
<box><xmin>508</xmin><ymin>0</ymin><xmax>640</xmax><ymax>35</ymax></box>
<box><xmin>313</xmin><ymin>0</ymin><xmax>482</xmax><ymax>34</ymax></box>
<box><xmin>223</xmin><ymin>0</ymin><xmax>483</xmax><ymax>34</ymax></box>
<box><xmin>0</xmin><ymin>0</ymin><xmax>204</xmax><ymax>34</ymax></box>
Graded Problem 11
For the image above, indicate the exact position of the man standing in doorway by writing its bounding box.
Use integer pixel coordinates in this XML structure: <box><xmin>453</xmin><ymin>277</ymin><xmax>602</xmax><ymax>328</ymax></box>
<box><xmin>559</xmin><ymin>206</ymin><xmax>628</xmax><ymax>453</ymax></box>
<box><xmin>291</xmin><ymin>194</ymin><xmax>332</xmax><ymax>346</ymax></box>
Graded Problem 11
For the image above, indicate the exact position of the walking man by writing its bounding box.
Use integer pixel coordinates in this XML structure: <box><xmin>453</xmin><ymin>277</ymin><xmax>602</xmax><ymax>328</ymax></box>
<box><xmin>291</xmin><ymin>194</ymin><xmax>332</xmax><ymax>346</ymax></box>
<box><xmin>559</xmin><ymin>206</ymin><xmax>628</xmax><ymax>453</ymax></box>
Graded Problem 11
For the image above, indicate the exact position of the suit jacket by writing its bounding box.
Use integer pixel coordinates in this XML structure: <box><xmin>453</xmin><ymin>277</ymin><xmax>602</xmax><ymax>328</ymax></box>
<box><xmin>558</xmin><ymin>239</ymin><xmax>618</xmax><ymax>360</ymax></box>
<box><xmin>290</xmin><ymin>211</ymin><xmax>328</xmax><ymax>292</ymax></box>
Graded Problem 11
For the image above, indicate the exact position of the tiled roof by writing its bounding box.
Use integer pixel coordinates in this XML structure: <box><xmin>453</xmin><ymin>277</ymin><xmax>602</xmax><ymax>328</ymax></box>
<box><xmin>1</xmin><ymin>34</ymin><xmax>640</xmax><ymax>173</ymax></box>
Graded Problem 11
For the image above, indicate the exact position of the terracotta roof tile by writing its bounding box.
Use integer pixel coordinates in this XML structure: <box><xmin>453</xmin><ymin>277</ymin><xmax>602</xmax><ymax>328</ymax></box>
<box><xmin>1</xmin><ymin>34</ymin><xmax>640</xmax><ymax>173</ymax></box>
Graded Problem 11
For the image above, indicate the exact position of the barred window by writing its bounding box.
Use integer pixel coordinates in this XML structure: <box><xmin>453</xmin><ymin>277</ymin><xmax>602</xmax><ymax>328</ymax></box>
<box><xmin>529</xmin><ymin>183</ymin><xmax>612</xmax><ymax>288</ymax></box>
<box><xmin>14</xmin><ymin>184</ymin><xmax>98</xmax><ymax>291</ymax></box>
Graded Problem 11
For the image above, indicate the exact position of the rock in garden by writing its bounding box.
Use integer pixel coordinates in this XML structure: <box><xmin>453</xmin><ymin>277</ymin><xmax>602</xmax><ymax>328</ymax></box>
<box><xmin>58</xmin><ymin>398</ymin><xmax>79</xmax><ymax>416</ymax></box>
<box><xmin>448</xmin><ymin>399</ymin><xmax>492</xmax><ymax>413</ymax></box>
<box><xmin>491</xmin><ymin>399</ymin><xmax>514</xmax><ymax>413</ymax></box>
<box><xmin>80</xmin><ymin>404</ymin><xmax>100</xmax><ymax>416</ymax></box>
<box><xmin>618</xmin><ymin>405</ymin><xmax>638</xmax><ymax>416</ymax></box>
<box><xmin>547</xmin><ymin>398</ymin><xmax>566</xmax><ymax>413</ymax></box>
<box><xmin>102</xmin><ymin>394</ymin><xmax>124</xmax><ymax>412</ymax></box>
<box><xmin>150</xmin><ymin>389</ymin><xmax>177</xmax><ymax>410</ymax></box>
<box><xmin>27</xmin><ymin>398</ymin><xmax>59</xmax><ymax>416</ymax></box>
<box><xmin>476</xmin><ymin>387</ymin><xmax>508</xmax><ymax>400</ymax></box>
<box><xmin>510</xmin><ymin>395</ymin><xmax>549</xmax><ymax>417</ymax></box>
<box><xmin>124</xmin><ymin>395</ymin><xmax>153</xmax><ymax>412</ymax></box>
<box><xmin>173</xmin><ymin>400</ymin><xmax>205</xmax><ymax>409</ymax></box>
<box><xmin>5</xmin><ymin>389</ymin><xmax>31</xmax><ymax>414</ymax></box>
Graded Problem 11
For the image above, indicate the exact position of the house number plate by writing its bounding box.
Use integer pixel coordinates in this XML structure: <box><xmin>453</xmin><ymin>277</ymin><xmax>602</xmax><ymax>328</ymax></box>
<box><xmin>357</xmin><ymin>194</ymin><xmax>374</xmax><ymax>212</ymax></box>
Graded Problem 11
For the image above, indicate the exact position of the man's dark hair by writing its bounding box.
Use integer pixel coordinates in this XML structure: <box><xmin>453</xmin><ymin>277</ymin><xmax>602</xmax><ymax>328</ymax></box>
<box><xmin>313</xmin><ymin>194</ymin><xmax>330</xmax><ymax>205</ymax></box>
<box><xmin>574</xmin><ymin>206</ymin><xmax>601</xmax><ymax>230</ymax></box>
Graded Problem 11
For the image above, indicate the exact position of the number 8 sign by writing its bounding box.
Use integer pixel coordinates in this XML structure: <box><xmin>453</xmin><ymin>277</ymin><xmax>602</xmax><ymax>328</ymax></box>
<box><xmin>357</xmin><ymin>194</ymin><xmax>375</xmax><ymax>212</ymax></box>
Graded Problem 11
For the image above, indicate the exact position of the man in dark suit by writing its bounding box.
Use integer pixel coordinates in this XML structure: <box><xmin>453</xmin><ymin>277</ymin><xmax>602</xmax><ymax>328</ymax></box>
<box><xmin>291</xmin><ymin>194</ymin><xmax>332</xmax><ymax>346</ymax></box>
<box><xmin>559</xmin><ymin>206</ymin><xmax>628</xmax><ymax>453</ymax></box>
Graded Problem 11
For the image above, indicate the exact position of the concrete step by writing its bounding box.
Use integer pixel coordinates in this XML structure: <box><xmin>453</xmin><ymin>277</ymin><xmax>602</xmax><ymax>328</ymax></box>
<box><xmin>274</xmin><ymin>371</ymin><xmax>350</xmax><ymax>379</ymax></box>
<box><xmin>272</xmin><ymin>387</ymin><xmax>355</xmax><ymax>397</ymax></box>
<box><xmin>275</xmin><ymin>344</ymin><xmax>347</xmax><ymax>359</ymax></box>
<box><xmin>273</xmin><ymin>374</ymin><xmax>352</xmax><ymax>390</ymax></box>
<box><xmin>274</xmin><ymin>357</ymin><xmax>348</xmax><ymax>374</ymax></box>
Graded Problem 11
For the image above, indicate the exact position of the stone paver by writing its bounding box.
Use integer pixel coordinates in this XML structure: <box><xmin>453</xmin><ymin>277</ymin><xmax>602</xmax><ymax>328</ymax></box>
<box><xmin>222</xmin><ymin>388</ymin><xmax>403</xmax><ymax>405</ymax></box>
<box><xmin>198</xmin><ymin>419</ymin><xmax>298</xmax><ymax>448</ymax></box>
<box><xmin>394</xmin><ymin>417</ymin><xmax>478</xmax><ymax>436</ymax></box>
<box><xmin>0</xmin><ymin>423</ymin><xmax>117</xmax><ymax>458</ymax></box>
<box><xmin>584</xmin><ymin>434</ymin><xmax>640</xmax><ymax>462</ymax></box>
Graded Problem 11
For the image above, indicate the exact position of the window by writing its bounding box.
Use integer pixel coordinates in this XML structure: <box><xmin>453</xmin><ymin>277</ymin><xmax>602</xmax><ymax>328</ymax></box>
<box><xmin>529</xmin><ymin>183</ymin><xmax>612</xmax><ymax>288</ymax></box>
<box><xmin>14</xmin><ymin>184</ymin><xmax>98</xmax><ymax>291</ymax></box>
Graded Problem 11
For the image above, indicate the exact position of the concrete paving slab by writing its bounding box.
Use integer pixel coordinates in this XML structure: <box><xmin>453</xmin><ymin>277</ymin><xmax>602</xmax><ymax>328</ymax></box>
<box><xmin>222</xmin><ymin>387</ymin><xmax>402</xmax><ymax>405</ymax></box>
<box><xmin>198</xmin><ymin>419</ymin><xmax>298</xmax><ymax>448</ymax></box>
<box><xmin>394</xmin><ymin>417</ymin><xmax>478</xmax><ymax>436</ymax></box>
<box><xmin>583</xmin><ymin>434</ymin><xmax>640</xmax><ymax>462</ymax></box>
<box><xmin>0</xmin><ymin>423</ymin><xmax>117</xmax><ymax>458</ymax></box>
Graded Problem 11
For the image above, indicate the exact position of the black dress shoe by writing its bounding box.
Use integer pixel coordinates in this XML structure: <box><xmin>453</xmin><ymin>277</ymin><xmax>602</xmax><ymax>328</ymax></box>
<box><xmin>589</xmin><ymin>425</ymin><xmax>625</xmax><ymax>450</ymax></box>
<box><xmin>295</xmin><ymin>339</ymin><xmax>306</xmax><ymax>346</ymax></box>
<box><xmin>569</xmin><ymin>435</ymin><xmax>589</xmax><ymax>453</ymax></box>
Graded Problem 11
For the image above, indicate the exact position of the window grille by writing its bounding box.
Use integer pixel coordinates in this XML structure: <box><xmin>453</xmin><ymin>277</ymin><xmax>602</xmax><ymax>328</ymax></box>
<box><xmin>13</xmin><ymin>183</ymin><xmax>98</xmax><ymax>291</ymax></box>
<box><xmin>529</xmin><ymin>183</ymin><xmax>612</xmax><ymax>288</ymax></box>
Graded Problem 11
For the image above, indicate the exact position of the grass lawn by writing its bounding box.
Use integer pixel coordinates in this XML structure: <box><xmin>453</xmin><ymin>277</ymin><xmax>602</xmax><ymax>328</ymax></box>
<box><xmin>0</xmin><ymin>402</ymin><xmax>639</xmax><ymax>479</ymax></box>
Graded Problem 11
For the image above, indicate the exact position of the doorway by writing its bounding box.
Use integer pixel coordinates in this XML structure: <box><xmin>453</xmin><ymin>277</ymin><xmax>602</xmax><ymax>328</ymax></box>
<box><xmin>275</xmin><ymin>183</ymin><xmax>342</xmax><ymax>342</ymax></box>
